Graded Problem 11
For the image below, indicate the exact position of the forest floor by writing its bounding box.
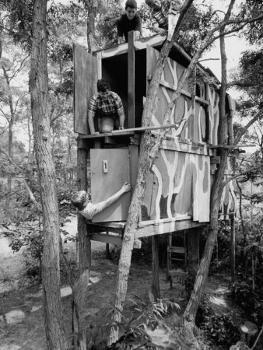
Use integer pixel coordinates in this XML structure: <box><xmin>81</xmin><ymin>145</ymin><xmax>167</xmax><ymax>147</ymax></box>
<box><xmin>0</xmin><ymin>216</ymin><xmax>240</xmax><ymax>350</ymax></box>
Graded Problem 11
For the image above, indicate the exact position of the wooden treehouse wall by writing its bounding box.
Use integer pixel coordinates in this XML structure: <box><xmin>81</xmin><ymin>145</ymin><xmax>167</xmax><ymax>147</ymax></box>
<box><xmin>73</xmin><ymin>42</ymin><xmax>234</xmax><ymax>224</ymax></box>
<box><xmin>141</xmin><ymin>47</ymin><xmax>220</xmax><ymax>223</ymax></box>
<box><xmin>74</xmin><ymin>44</ymin><xmax>98</xmax><ymax>134</ymax></box>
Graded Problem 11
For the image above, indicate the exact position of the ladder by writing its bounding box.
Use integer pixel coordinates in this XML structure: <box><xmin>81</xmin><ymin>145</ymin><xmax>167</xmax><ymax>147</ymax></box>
<box><xmin>167</xmin><ymin>231</ymin><xmax>187</xmax><ymax>277</ymax></box>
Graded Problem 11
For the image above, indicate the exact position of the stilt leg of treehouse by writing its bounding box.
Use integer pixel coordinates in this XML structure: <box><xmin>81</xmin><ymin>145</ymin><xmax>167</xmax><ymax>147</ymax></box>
<box><xmin>230</xmin><ymin>213</ymin><xmax>235</xmax><ymax>283</ymax></box>
<box><xmin>76</xmin><ymin>141</ymin><xmax>91</xmax><ymax>349</ymax></box>
<box><xmin>187</xmin><ymin>227</ymin><xmax>201</xmax><ymax>272</ymax></box>
<box><xmin>152</xmin><ymin>235</ymin><xmax>160</xmax><ymax>300</ymax></box>
<box><xmin>77</xmin><ymin>141</ymin><xmax>91</xmax><ymax>276</ymax></box>
<box><xmin>166</xmin><ymin>233</ymin><xmax>172</xmax><ymax>279</ymax></box>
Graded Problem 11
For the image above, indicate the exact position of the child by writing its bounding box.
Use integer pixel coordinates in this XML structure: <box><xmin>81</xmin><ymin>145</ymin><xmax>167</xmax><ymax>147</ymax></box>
<box><xmin>117</xmin><ymin>0</ymin><xmax>141</xmax><ymax>43</ymax></box>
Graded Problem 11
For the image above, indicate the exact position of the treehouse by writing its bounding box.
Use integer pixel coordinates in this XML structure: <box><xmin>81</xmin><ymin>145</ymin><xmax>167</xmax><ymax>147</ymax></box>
<box><xmin>74</xmin><ymin>33</ymin><xmax>236</xmax><ymax>270</ymax></box>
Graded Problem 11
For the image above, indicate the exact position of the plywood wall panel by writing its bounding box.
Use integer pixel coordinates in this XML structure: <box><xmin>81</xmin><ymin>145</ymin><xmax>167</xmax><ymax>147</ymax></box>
<box><xmin>74</xmin><ymin>44</ymin><xmax>98</xmax><ymax>134</ymax></box>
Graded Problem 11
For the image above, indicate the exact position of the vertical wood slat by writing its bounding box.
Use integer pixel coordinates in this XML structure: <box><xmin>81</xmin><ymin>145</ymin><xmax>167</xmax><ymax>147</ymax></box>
<box><xmin>74</xmin><ymin>43</ymin><xmax>98</xmax><ymax>134</ymax></box>
<box><xmin>128</xmin><ymin>31</ymin><xmax>136</xmax><ymax>128</ymax></box>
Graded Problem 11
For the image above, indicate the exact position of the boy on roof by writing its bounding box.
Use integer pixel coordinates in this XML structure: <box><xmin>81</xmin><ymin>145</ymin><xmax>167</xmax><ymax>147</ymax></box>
<box><xmin>117</xmin><ymin>0</ymin><xmax>141</xmax><ymax>44</ymax></box>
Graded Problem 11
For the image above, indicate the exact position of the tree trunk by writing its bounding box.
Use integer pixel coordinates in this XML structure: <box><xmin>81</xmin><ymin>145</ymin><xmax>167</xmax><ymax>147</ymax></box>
<box><xmin>183</xmin><ymin>14</ymin><xmax>232</xmax><ymax>322</ymax></box>
<box><xmin>30</xmin><ymin>1</ymin><xmax>68</xmax><ymax>349</ymax></box>
<box><xmin>230</xmin><ymin>214</ymin><xmax>236</xmax><ymax>283</ymax></box>
<box><xmin>8</xmin><ymin>120</ymin><xmax>13</xmax><ymax>192</ymax></box>
<box><xmin>2</xmin><ymin>66</ymin><xmax>15</xmax><ymax>193</ymax></box>
<box><xmin>109</xmin><ymin>0</ymin><xmax>195</xmax><ymax>344</ymax></box>
<box><xmin>86</xmin><ymin>0</ymin><xmax>96</xmax><ymax>52</ymax></box>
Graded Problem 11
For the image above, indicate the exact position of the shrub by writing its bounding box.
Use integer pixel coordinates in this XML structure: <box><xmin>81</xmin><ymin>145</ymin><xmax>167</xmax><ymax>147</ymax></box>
<box><xmin>196</xmin><ymin>299</ymin><xmax>240</xmax><ymax>349</ymax></box>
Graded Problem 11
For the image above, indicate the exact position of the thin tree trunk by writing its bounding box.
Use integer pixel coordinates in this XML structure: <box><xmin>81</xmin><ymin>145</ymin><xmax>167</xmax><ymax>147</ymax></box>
<box><xmin>8</xmin><ymin>121</ymin><xmax>13</xmax><ymax>192</ymax></box>
<box><xmin>86</xmin><ymin>0</ymin><xmax>96</xmax><ymax>52</ymax></box>
<box><xmin>30</xmin><ymin>0</ymin><xmax>68</xmax><ymax>349</ymax></box>
<box><xmin>109</xmin><ymin>0</ymin><xmax>195</xmax><ymax>344</ymax></box>
<box><xmin>2</xmin><ymin>66</ymin><xmax>15</xmax><ymax>193</ymax></box>
<box><xmin>236</xmin><ymin>180</ymin><xmax>246</xmax><ymax>244</ymax></box>
<box><xmin>183</xmin><ymin>0</ymin><xmax>235</xmax><ymax>321</ymax></box>
<box><xmin>230</xmin><ymin>214</ymin><xmax>236</xmax><ymax>283</ymax></box>
<box><xmin>27</xmin><ymin>110</ymin><xmax>32</xmax><ymax>166</ymax></box>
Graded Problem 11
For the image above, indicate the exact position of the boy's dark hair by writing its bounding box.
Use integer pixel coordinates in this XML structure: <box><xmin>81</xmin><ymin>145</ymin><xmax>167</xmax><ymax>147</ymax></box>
<box><xmin>125</xmin><ymin>0</ymin><xmax>137</xmax><ymax>9</ymax></box>
<box><xmin>97</xmin><ymin>79</ymin><xmax>110</xmax><ymax>92</ymax></box>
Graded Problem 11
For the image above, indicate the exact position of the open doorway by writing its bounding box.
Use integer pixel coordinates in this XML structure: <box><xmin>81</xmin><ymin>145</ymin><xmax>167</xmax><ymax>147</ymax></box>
<box><xmin>101</xmin><ymin>49</ymin><xmax>147</xmax><ymax>128</ymax></box>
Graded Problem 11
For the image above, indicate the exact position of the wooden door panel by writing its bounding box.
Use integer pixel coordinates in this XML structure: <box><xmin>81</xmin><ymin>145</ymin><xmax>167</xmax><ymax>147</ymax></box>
<box><xmin>90</xmin><ymin>149</ymin><xmax>131</xmax><ymax>222</ymax></box>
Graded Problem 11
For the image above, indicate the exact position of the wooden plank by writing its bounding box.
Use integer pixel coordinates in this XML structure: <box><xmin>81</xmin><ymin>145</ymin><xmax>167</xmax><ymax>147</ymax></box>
<box><xmin>195</xmin><ymin>96</ymin><xmax>209</xmax><ymax>106</ymax></box>
<box><xmin>136</xmin><ymin>220</ymin><xmax>205</xmax><ymax>238</ymax></box>
<box><xmin>79</xmin><ymin>130</ymin><xmax>136</xmax><ymax>139</ymax></box>
<box><xmin>146</xmin><ymin>76</ymin><xmax>192</xmax><ymax>99</ymax></box>
<box><xmin>97</xmin><ymin>35</ymin><xmax>165</xmax><ymax>59</ymax></box>
<box><xmin>138</xmin><ymin>215</ymin><xmax>192</xmax><ymax>227</ymax></box>
<box><xmin>79</xmin><ymin>123</ymin><xmax>196</xmax><ymax>139</ymax></box>
<box><xmin>128</xmin><ymin>31</ymin><xmax>136</xmax><ymax>128</ymax></box>
<box><xmin>91</xmin><ymin>233</ymin><xmax>122</xmax><ymax>246</ymax></box>
<box><xmin>74</xmin><ymin>44</ymin><xmax>98</xmax><ymax>134</ymax></box>
<box><xmin>86</xmin><ymin>222</ymin><xmax>125</xmax><ymax>234</ymax></box>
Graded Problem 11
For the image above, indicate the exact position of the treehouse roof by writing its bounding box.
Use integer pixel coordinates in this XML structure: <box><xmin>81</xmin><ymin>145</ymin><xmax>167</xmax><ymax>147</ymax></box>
<box><xmin>93</xmin><ymin>34</ymin><xmax>220</xmax><ymax>86</ymax></box>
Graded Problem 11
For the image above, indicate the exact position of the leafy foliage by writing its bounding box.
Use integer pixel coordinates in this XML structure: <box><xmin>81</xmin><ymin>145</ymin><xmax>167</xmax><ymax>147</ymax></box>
<box><xmin>197</xmin><ymin>299</ymin><xmax>240</xmax><ymax>349</ymax></box>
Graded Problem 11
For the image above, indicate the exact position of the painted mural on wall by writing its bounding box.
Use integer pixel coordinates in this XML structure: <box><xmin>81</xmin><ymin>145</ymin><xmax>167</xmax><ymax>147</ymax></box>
<box><xmin>141</xmin><ymin>47</ymin><xmax>222</xmax><ymax>223</ymax></box>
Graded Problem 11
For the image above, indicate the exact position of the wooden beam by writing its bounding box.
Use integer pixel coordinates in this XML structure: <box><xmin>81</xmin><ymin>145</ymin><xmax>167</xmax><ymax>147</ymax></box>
<box><xmin>147</xmin><ymin>76</ymin><xmax>192</xmax><ymax>99</ymax></box>
<box><xmin>208</xmin><ymin>144</ymin><xmax>255</xmax><ymax>149</ymax></box>
<box><xmin>90</xmin><ymin>233</ymin><xmax>141</xmax><ymax>249</ymax></box>
<box><xmin>87</xmin><ymin>221</ymin><xmax>125</xmax><ymax>234</ymax></box>
<box><xmin>136</xmin><ymin>220</ymin><xmax>205</xmax><ymax>238</ymax></box>
<box><xmin>91</xmin><ymin>233</ymin><xmax>122</xmax><ymax>246</ymax></box>
<box><xmin>195</xmin><ymin>96</ymin><xmax>210</xmax><ymax>106</ymax></box>
<box><xmin>138</xmin><ymin>215</ymin><xmax>191</xmax><ymax>227</ymax></box>
<box><xmin>128</xmin><ymin>31</ymin><xmax>136</xmax><ymax>128</ymax></box>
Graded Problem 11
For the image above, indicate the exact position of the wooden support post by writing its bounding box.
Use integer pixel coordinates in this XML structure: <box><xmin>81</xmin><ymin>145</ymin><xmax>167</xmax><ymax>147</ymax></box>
<box><xmin>166</xmin><ymin>233</ymin><xmax>172</xmax><ymax>279</ymax></box>
<box><xmin>152</xmin><ymin>235</ymin><xmax>160</xmax><ymax>300</ymax></box>
<box><xmin>187</xmin><ymin>227</ymin><xmax>201</xmax><ymax>272</ymax></box>
<box><xmin>230</xmin><ymin>214</ymin><xmax>236</xmax><ymax>283</ymax></box>
<box><xmin>128</xmin><ymin>31</ymin><xmax>136</xmax><ymax>128</ymax></box>
<box><xmin>77</xmin><ymin>140</ymin><xmax>91</xmax><ymax>274</ymax></box>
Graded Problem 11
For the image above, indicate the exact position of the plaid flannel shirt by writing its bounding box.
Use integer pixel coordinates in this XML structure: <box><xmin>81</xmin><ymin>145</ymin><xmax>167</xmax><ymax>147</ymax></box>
<box><xmin>88</xmin><ymin>91</ymin><xmax>124</xmax><ymax>117</ymax></box>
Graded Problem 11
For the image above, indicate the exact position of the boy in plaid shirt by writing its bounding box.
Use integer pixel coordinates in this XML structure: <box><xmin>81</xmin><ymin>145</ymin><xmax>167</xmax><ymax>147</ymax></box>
<box><xmin>88</xmin><ymin>79</ymin><xmax>125</xmax><ymax>134</ymax></box>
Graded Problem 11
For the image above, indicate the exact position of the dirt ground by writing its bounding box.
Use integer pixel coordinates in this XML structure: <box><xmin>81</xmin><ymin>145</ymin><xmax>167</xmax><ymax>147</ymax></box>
<box><xmin>0</xmin><ymin>249</ymin><xmax>180</xmax><ymax>350</ymax></box>
<box><xmin>0</xmin><ymin>215</ymin><xmax>182</xmax><ymax>350</ymax></box>
<box><xmin>0</xmin><ymin>216</ymin><xmax>238</xmax><ymax>350</ymax></box>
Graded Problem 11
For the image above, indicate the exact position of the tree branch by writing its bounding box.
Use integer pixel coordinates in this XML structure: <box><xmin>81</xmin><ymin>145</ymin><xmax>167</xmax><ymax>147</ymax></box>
<box><xmin>234</xmin><ymin>112</ymin><xmax>263</xmax><ymax>146</ymax></box>
<box><xmin>0</xmin><ymin>147</ymin><xmax>40</xmax><ymax>210</ymax></box>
